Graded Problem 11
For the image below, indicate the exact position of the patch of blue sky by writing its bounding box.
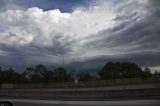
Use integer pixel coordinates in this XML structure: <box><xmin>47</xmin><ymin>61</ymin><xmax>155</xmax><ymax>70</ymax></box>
<box><xmin>13</xmin><ymin>0</ymin><xmax>91</xmax><ymax>12</ymax></box>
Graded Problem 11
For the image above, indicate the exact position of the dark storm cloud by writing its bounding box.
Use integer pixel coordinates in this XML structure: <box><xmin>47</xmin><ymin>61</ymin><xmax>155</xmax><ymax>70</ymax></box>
<box><xmin>69</xmin><ymin>52</ymin><xmax>160</xmax><ymax>72</ymax></box>
<box><xmin>0</xmin><ymin>0</ymin><xmax>160</xmax><ymax>72</ymax></box>
<box><xmin>79</xmin><ymin>0</ymin><xmax>160</xmax><ymax>70</ymax></box>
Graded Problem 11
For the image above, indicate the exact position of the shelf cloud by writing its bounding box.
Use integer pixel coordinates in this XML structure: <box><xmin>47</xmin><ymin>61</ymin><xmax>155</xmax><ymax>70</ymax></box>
<box><xmin>0</xmin><ymin>0</ymin><xmax>160</xmax><ymax>71</ymax></box>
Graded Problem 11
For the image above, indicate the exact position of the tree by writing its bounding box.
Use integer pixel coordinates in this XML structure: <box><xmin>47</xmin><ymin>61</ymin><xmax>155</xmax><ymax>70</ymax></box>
<box><xmin>23</xmin><ymin>64</ymin><xmax>48</xmax><ymax>83</ymax></box>
<box><xmin>23</xmin><ymin>65</ymin><xmax>74</xmax><ymax>83</ymax></box>
<box><xmin>43</xmin><ymin>70</ymin><xmax>55</xmax><ymax>83</ymax></box>
<box><xmin>153</xmin><ymin>71</ymin><xmax>160</xmax><ymax>78</ymax></box>
<box><xmin>78</xmin><ymin>72</ymin><xmax>93</xmax><ymax>81</ymax></box>
<box><xmin>22</xmin><ymin>67</ymin><xmax>35</xmax><ymax>80</ymax></box>
<box><xmin>98</xmin><ymin>61</ymin><xmax>143</xmax><ymax>80</ymax></box>
<box><xmin>0</xmin><ymin>68</ymin><xmax>28</xmax><ymax>83</ymax></box>
<box><xmin>35</xmin><ymin>64</ymin><xmax>47</xmax><ymax>78</ymax></box>
<box><xmin>141</xmin><ymin>68</ymin><xmax>152</xmax><ymax>79</ymax></box>
<box><xmin>53</xmin><ymin>67</ymin><xmax>73</xmax><ymax>82</ymax></box>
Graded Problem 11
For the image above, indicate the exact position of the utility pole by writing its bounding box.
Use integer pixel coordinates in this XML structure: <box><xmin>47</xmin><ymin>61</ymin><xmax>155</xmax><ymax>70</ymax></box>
<box><xmin>58</xmin><ymin>51</ymin><xmax>64</xmax><ymax>68</ymax></box>
<box><xmin>62</xmin><ymin>53</ymin><xmax>64</xmax><ymax>68</ymax></box>
<box><xmin>58</xmin><ymin>50</ymin><xmax>65</xmax><ymax>83</ymax></box>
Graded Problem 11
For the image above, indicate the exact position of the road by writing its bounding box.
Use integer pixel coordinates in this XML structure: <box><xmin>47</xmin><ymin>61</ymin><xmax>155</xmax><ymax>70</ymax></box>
<box><xmin>1</xmin><ymin>99</ymin><xmax>160</xmax><ymax>106</ymax></box>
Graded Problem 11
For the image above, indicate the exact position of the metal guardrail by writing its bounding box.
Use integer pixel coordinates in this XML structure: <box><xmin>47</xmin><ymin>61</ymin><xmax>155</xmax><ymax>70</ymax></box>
<box><xmin>1</xmin><ymin>77</ymin><xmax>160</xmax><ymax>89</ymax></box>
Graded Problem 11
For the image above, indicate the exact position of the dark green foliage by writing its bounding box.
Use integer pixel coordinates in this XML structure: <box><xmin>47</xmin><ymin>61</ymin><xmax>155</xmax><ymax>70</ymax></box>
<box><xmin>98</xmin><ymin>62</ymin><xmax>143</xmax><ymax>80</ymax></box>
<box><xmin>0</xmin><ymin>68</ymin><xmax>28</xmax><ymax>83</ymax></box>
<box><xmin>152</xmin><ymin>71</ymin><xmax>160</xmax><ymax>79</ymax></box>
<box><xmin>22</xmin><ymin>65</ymin><xmax>74</xmax><ymax>83</ymax></box>
<box><xmin>0</xmin><ymin>62</ymin><xmax>157</xmax><ymax>83</ymax></box>
<box><xmin>141</xmin><ymin>68</ymin><xmax>152</xmax><ymax>79</ymax></box>
<box><xmin>78</xmin><ymin>72</ymin><xmax>93</xmax><ymax>81</ymax></box>
<box><xmin>53</xmin><ymin>67</ymin><xmax>74</xmax><ymax>82</ymax></box>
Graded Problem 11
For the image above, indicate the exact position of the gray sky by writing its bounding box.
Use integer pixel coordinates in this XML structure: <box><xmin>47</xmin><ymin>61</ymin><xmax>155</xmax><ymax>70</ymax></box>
<box><xmin>0</xmin><ymin>0</ymin><xmax>160</xmax><ymax>72</ymax></box>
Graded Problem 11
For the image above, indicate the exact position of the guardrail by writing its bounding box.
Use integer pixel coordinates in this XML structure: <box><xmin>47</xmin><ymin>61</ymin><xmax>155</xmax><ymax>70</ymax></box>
<box><xmin>1</xmin><ymin>77</ymin><xmax>160</xmax><ymax>89</ymax></box>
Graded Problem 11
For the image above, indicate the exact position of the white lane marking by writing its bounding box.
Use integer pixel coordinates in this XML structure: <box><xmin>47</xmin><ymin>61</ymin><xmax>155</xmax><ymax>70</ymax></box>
<box><xmin>0</xmin><ymin>99</ymin><xmax>160</xmax><ymax>105</ymax></box>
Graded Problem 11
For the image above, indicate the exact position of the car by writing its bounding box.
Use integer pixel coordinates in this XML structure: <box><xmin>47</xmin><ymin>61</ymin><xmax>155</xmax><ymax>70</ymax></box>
<box><xmin>0</xmin><ymin>101</ymin><xmax>13</xmax><ymax>106</ymax></box>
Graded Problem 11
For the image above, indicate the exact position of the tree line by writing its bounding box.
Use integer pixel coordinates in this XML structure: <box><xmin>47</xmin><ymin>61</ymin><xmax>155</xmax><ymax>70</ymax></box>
<box><xmin>0</xmin><ymin>61</ymin><xmax>160</xmax><ymax>84</ymax></box>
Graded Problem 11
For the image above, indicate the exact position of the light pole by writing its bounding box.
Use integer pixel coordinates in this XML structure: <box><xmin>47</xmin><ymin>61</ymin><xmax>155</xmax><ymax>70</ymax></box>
<box><xmin>58</xmin><ymin>50</ymin><xmax>65</xmax><ymax>84</ymax></box>
<box><xmin>58</xmin><ymin>50</ymin><xmax>64</xmax><ymax>68</ymax></box>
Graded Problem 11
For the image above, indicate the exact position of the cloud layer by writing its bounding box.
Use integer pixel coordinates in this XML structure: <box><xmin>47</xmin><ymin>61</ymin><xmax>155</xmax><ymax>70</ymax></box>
<box><xmin>0</xmin><ymin>0</ymin><xmax>160</xmax><ymax>71</ymax></box>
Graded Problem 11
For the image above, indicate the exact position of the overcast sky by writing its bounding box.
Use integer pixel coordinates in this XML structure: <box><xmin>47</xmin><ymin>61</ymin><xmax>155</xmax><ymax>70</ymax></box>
<box><xmin>0</xmin><ymin>0</ymin><xmax>160</xmax><ymax>72</ymax></box>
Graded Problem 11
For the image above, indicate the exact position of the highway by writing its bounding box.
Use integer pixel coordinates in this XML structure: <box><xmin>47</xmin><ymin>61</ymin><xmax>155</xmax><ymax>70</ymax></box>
<box><xmin>1</xmin><ymin>99</ymin><xmax>160</xmax><ymax>106</ymax></box>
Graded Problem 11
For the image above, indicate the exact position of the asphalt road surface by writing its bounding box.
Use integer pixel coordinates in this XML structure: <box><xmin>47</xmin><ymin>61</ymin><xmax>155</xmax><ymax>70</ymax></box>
<box><xmin>1</xmin><ymin>99</ymin><xmax>160</xmax><ymax>106</ymax></box>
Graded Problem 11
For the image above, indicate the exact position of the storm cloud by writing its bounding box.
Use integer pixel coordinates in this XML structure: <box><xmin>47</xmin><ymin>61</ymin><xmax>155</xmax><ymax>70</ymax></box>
<box><xmin>0</xmin><ymin>0</ymin><xmax>159</xmax><ymax>72</ymax></box>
